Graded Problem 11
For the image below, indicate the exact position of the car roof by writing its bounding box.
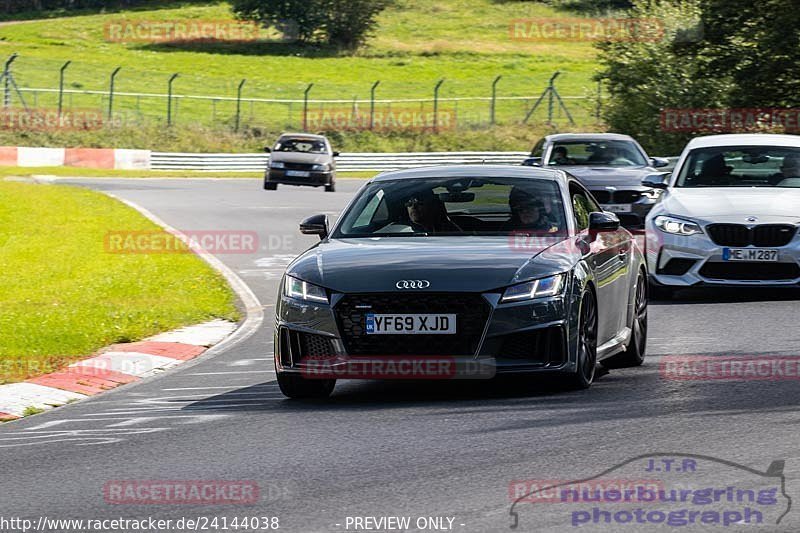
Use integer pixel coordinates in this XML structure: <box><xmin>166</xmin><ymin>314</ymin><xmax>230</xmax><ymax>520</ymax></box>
<box><xmin>545</xmin><ymin>133</ymin><xmax>635</xmax><ymax>142</ymax></box>
<box><xmin>371</xmin><ymin>165</ymin><xmax>568</xmax><ymax>183</ymax></box>
<box><xmin>684</xmin><ymin>133</ymin><xmax>800</xmax><ymax>149</ymax></box>
<box><xmin>278</xmin><ymin>133</ymin><xmax>328</xmax><ymax>141</ymax></box>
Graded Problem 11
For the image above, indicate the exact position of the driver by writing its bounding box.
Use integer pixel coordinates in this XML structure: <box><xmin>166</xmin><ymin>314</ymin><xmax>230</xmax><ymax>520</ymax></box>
<box><xmin>404</xmin><ymin>190</ymin><xmax>461</xmax><ymax>233</ymax></box>
<box><xmin>770</xmin><ymin>153</ymin><xmax>800</xmax><ymax>185</ymax></box>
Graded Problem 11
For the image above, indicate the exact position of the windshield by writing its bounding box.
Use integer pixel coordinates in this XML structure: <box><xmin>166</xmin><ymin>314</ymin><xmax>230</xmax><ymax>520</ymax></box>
<box><xmin>274</xmin><ymin>138</ymin><xmax>328</xmax><ymax>154</ymax></box>
<box><xmin>675</xmin><ymin>146</ymin><xmax>800</xmax><ymax>188</ymax></box>
<box><xmin>334</xmin><ymin>177</ymin><xmax>568</xmax><ymax>237</ymax></box>
<box><xmin>548</xmin><ymin>140</ymin><xmax>647</xmax><ymax>167</ymax></box>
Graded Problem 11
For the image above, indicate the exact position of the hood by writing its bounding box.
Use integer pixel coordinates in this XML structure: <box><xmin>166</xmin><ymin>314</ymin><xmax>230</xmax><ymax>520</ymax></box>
<box><xmin>660</xmin><ymin>188</ymin><xmax>800</xmax><ymax>223</ymax></box>
<box><xmin>286</xmin><ymin>236</ymin><xmax>578</xmax><ymax>293</ymax></box>
<box><xmin>559</xmin><ymin>165</ymin><xmax>655</xmax><ymax>188</ymax></box>
<box><xmin>269</xmin><ymin>151</ymin><xmax>331</xmax><ymax>165</ymax></box>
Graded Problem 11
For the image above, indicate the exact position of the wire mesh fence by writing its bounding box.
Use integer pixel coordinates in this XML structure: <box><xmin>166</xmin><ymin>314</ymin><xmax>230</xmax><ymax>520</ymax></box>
<box><xmin>2</xmin><ymin>53</ymin><xmax>603</xmax><ymax>132</ymax></box>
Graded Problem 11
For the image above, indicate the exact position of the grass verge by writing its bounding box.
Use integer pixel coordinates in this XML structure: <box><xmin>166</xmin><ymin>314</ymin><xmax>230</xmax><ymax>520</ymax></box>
<box><xmin>0</xmin><ymin>181</ymin><xmax>240</xmax><ymax>384</ymax></box>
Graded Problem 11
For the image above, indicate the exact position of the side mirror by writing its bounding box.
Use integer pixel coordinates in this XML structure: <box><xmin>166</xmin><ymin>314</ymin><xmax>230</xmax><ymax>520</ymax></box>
<box><xmin>522</xmin><ymin>157</ymin><xmax>542</xmax><ymax>167</ymax></box>
<box><xmin>264</xmin><ymin>146</ymin><xmax>272</xmax><ymax>153</ymax></box>
<box><xmin>300</xmin><ymin>214</ymin><xmax>329</xmax><ymax>239</ymax></box>
<box><xmin>332</xmin><ymin>151</ymin><xmax>340</xmax><ymax>157</ymax></box>
<box><xmin>650</xmin><ymin>157</ymin><xmax>670</xmax><ymax>168</ymax></box>
<box><xmin>642</xmin><ymin>172</ymin><xmax>670</xmax><ymax>189</ymax></box>
<box><xmin>588</xmin><ymin>211</ymin><xmax>620</xmax><ymax>240</ymax></box>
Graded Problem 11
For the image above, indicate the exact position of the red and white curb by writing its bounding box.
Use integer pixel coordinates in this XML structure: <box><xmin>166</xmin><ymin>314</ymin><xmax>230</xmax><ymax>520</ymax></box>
<box><xmin>0</xmin><ymin>319</ymin><xmax>237</xmax><ymax>421</ymax></box>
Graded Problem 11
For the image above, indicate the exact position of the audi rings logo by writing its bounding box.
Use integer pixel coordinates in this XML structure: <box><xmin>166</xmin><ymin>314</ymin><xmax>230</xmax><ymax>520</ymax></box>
<box><xmin>396</xmin><ymin>280</ymin><xmax>431</xmax><ymax>289</ymax></box>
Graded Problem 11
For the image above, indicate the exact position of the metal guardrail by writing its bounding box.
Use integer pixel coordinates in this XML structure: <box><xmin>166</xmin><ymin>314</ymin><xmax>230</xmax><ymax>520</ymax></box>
<box><xmin>151</xmin><ymin>151</ymin><xmax>532</xmax><ymax>172</ymax></box>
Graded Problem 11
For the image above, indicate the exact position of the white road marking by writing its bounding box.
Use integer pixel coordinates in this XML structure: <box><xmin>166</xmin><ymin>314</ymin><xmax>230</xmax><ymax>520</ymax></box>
<box><xmin>148</xmin><ymin>319</ymin><xmax>238</xmax><ymax>347</ymax></box>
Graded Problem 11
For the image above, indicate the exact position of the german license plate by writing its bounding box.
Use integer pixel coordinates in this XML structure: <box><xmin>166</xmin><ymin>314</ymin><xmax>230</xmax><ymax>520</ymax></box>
<box><xmin>365</xmin><ymin>314</ymin><xmax>456</xmax><ymax>335</ymax></box>
<box><xmin>722</xmin><ymin>248</ymin><xmax>779</xmax><ymax>262</ymax></box>
<box><xmin>603</xmin><ymin>204</ymin><xmax>632</xmax><ymax>213</ymax></box>
<box><xmin>286</xmin><ymin>170</ymin><xmax>310</xmax><ymax>177</ymax></box>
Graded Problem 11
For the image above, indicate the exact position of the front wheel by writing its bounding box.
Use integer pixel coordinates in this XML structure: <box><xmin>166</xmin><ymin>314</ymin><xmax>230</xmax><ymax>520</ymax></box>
<box><xmin>264</xmin><ymin>182</ymin><xmax>277</xmax><ymax>191</ymax></box>
<box><xmin>276</xmin><ymin>372</ymin><xmax>335</xmax><ymax>399</ymax></box>
<box><xmin>563</xmin><ymin>290</ymin><xmax>598</xmax><ymax>390</ymax></box>
<box><xmin>324</xmin><ymin>182</ymin><xmax>336</xmax><ymax>192</ymax></box>
<box><xmin>604</xmin><ymin>271</ymin><xmax>648</xmax><ymax>369</ymax></box>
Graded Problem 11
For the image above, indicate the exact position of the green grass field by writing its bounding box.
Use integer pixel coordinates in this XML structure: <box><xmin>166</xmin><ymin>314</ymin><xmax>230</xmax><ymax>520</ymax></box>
<box><xmin>0</xmin><ymin>181</ymin><xmax>240</xmax><ymax>383</ymax></box>
<box><xmin>0</xmin><ymin>0</ymin><xmax>603</xmax><ymax>144</ymax></box>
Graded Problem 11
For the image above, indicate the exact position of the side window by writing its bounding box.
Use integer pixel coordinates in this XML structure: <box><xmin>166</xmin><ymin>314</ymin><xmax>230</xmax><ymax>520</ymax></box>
<box><xmin>569</xmin><ymin>183</ymin><xmax>599</xmax><ymax>231</ymax></box>
<box><xmin>352</xmin><ymin>190</ymin><xmax>388</xmax><ymax>228</ymax></box>
<box><xmin>531</xmin><ymin>139</ymin><xmax>545</xmax><ymax>158</ymax></box>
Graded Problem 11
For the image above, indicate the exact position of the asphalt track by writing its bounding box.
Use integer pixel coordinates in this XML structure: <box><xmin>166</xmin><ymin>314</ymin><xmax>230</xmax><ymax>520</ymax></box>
<box><xmin>1</xmin><ymin>177</ymin><xmax>800</xmax><ymax>532</ymax></box>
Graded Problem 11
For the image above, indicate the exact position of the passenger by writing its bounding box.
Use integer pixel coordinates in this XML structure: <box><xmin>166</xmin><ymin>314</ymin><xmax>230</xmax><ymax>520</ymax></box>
<box><xmin>550</xmin><ymin>146</ymin><xmax>576</xmax><ymax>165</ymax></box>
<box><xmin>770</xmin><ymin>153</ymin><xmax>800</xmax><ymax>185</ymax></box>
<box><xmin>507</xmin><ymin>187</ymin><xmax>560</xmax><ymax>233</ymax></box>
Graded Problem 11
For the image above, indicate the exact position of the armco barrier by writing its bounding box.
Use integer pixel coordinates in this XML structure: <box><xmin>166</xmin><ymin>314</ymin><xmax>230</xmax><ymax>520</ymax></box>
<box><xmin>150</xmin><ymin>151</ymin><xmax>532</xmax><ymax>172</ymax></box>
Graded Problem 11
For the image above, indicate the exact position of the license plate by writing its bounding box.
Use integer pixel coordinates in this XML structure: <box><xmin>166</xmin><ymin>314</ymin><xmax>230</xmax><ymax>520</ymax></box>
<box><xmin>366</xmin><ymin>314</ymin><xmax>456</xmax><ymax>335</ymax></box>
<box><xmin>722</xmin><ymin>248</ymin><xmax>779</xmax><ymax>262</ymax></box>
<box><xmin>603</xmin><ymin>204</ymin><xmax>632</xmax><ymax>213</ymax></box>
<box><xmin>285</xmin><ymin>170</ymin><xmax>310</xmax><ymax>177</ymax></box>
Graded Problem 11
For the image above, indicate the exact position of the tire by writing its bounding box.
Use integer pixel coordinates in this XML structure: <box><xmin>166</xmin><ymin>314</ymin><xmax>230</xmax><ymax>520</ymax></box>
<box><xmin>264</xmin><ymin>182</ymin><xmax>277</xmax><ymax>191</ymax></box>
<box><xmin>324</xmin><ymin>182</ymin><xmax>336</xmax><ymax>192</ymax></box>
<box><xmin>563</xmin><ymin>289</ymin><xmax>598</xmax><ymax>390</ymax></box>
<box><xmin>276</xmin><ymin>372</ymin><xmax>335</xmax><ymax>399</ymax></box>
<box><xmin>604</xmin><ymin>270</ymin><xmax>648</xmax><ymax>369</ymax></box>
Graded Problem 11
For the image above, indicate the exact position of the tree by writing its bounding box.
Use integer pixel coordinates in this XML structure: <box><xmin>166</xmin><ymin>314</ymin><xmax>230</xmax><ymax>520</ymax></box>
<box><xmin>232</xmin><ymin>0</ymin><xmax>391</xmax><ymax>49</ymax></box>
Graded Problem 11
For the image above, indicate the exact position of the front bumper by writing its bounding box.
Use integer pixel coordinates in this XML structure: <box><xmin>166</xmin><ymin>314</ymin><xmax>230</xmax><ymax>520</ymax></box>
<box><xmin>265</xmin><ymin>169</ymin><xmax>333</xmax><ymax>187</ymax></box>
<box><xmin>274</xmin><ymin>291</ymin><xmax>579</xmax><ymax>379</ymax></box>
<box><xmin>645</xmin><ymin>223</ymin><xmax>800</xmax><ymax>287</ymax></box>
<box><xmin>588</xmin><ymin>189</ymin><xmax>659</xmax><ymax>229</ymax></box>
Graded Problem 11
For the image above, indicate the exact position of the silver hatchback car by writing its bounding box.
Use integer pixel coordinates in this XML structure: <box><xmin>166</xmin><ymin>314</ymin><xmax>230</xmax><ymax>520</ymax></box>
<box><xmin>643</xmin><ymin>134</ymin><xmax>800</xmax><ymax>297</ymax></box>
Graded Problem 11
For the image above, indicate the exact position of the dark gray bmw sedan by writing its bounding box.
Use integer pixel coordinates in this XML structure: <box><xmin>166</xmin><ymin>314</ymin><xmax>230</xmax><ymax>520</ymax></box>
<box><xmin>274</xmin><ymin>166</ymin><xmax>648</xmax><ymax>398</ymax></box>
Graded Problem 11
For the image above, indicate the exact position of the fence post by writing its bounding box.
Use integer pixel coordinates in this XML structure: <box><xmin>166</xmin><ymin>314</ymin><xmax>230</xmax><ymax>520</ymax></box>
<box><xmin>58</xmin><ymin>60</ymin><xmax>71</xmax><ymax>118</ymax></box>
<box><xmin>235</xmin><ymin>78</ymin><xmax>246</xmax><ymax>132</ymax></box>
<box><xmin>596</xmin><ymin>80</ymin><xmax>602</xmax><ymax>121</ymax></box>
<box><xmin>108</xmin><ymin>66</ymin><xmax>121</xmax><ymax>122</ymax></box>
<box><xmin>433</xmin><ymin>78</ymin><xmax>444</xmax><ymax>133</ymax></box>
<box><xmin>167</xmin><ymin>73</ymin><xmax>179</xmax><ymax>126</ymax></box>
<box><xmin>547</xmin><ymin>72</ymin><xmax>559</xmax><ymax>124</ymax></box>
<box><xmin>2</xmin><ymin>53</ymin><xmax>19</xmax><ymax>109</ymax></box>
<box><xmin>370</xmin><ymin>80</ymin><xmax>380</xmax><ymax>130</ymax></box>
<box><xmin>490</xmin><ymin>75</ymin><xmax>502</xmax><ymax>126</ymax></box>
<box><xmin>302</xmin><ymin>83</ymin><xmax>313</xmax><ymax>131</ymax></box>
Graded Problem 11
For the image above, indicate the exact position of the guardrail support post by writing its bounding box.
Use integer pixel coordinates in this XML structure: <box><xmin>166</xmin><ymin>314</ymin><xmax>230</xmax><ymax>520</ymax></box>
<box><xmin>490</xmin><ymin>75</ymin><xmax>502</xmax><ymax>126</ymax></box>
<box><xmin>167</xmin><ymin>73</ymin><xmax>179</xmax><ymax>127</ymax></box>
<box><xmin>108</xmin><ymin>66</ymin><xmax>121</xmax><ymax>122</ymax></box>
<box><xmin>302</xmin><ymin>83</ymin><xmax>313</xmax><ymax>131</ymax></box>
<box><xmin>433</xmin><ymin>78</ymin><xmax>444</xmax><ymax>133</ymax></box>
<box><xmin>235</xmin><ymin>78</ymin><xmax>246</xmax><ymax>132</ymax></box>
<box><xmin>58</xmin><ymin>60</ymin><xmax>71</xmax><ymax>118</ymax></box>
<box><xmin>370</xmin><ymin>80</ymin><xmax>380</xmax><ymax>130</ymax></box>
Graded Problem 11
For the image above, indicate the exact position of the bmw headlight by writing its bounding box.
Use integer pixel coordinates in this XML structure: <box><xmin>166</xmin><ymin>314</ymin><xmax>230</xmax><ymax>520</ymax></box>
<box><xmin>501</xmin><ymin>274</ymin><xmax>565</xmax><ymax>303</ymax></box>
<box><xmin>654</xmin><ymin>215</ymin><xmax>703</xmax><ymax>236</ymax></box>
<box><xmin>283</xmin><ymin>275</ymin><xmax>329</xmax><ymax>304</ymax></box>
<box><xmin>270</xmin><ymin>161</ymin><xmax>285</xmax><ymax>169</ymax></box>
<box><xmin>311</xmin><ymin>164</ymin><xmax>330</xmax><ymax>172</ymax></box>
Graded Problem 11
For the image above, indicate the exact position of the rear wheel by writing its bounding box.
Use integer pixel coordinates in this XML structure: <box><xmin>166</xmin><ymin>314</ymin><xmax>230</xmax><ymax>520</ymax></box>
<box><xmin>564</xmin><ymin>290</ymin><xmax>598</xmax><ymax>389</ymax></box>
<box><xmin>604</xmin><ymin>271</ymin><xmax>648</xmax><ymax>369</ymax></box>
<box><xmin>276</xmin><ymin>372</ymin><xmax>335</xmax><ymax>399</ymax></box>
<box><xmin>264</xmin><ymin>182</ymin><xmax>277</xmax><ymax>191</ymax></box>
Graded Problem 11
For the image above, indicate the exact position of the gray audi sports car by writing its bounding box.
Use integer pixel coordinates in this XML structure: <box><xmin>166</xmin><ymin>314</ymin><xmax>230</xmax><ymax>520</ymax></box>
<box><xmin>274</xmin><ymin>166</ymin><xmax>648</xmax><ymax>398</ymax></box>
<box><xmin>522</xmin><ymin>133</ymin><xmax>671</xmax><ymax>228</ymax></box>
<box><xmin>644</xmin><ymin>134</ymin><xmax>800</xmax><ymax>298</ymax></box>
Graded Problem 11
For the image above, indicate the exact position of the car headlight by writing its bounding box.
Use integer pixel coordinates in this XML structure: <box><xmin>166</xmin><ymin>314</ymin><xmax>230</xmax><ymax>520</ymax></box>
<box><xmin>270</xmin><ymin>161</ymin><xmax>285</xmax><ymax>169</ymax></box>
<box><xmin>642</xmin><ymin>188</ymin><xmax>663</xmax><ymax>200</ymax></box>
<box><xmin>501</xmin><ymin>274</ymin><xmax>565</xmax><ymax>303</ymax></box>
<box><xmin>654</xmin><ymin>215</ymin><xmax>703</xmax><ymax>236</ymax></box>
<box><xmin>283</xmin><ymin>275</ymin><xmax>329</xmax><ymax>304</ymax></box>
<box><xmin>311</xmin><ymin>164</ymin><xmax>330</xmax><ymax>172</ymax></box>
